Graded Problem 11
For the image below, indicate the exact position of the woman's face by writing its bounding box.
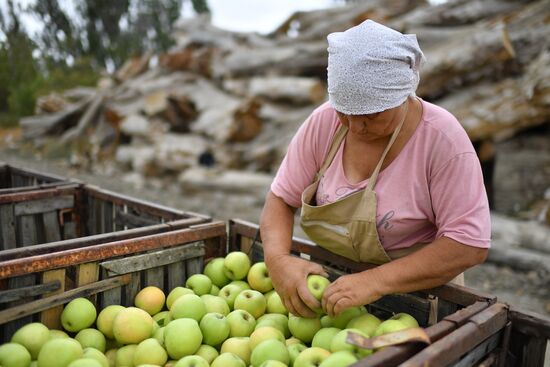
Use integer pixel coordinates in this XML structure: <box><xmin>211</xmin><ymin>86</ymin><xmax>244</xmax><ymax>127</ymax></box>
<box><xmin>335</xmin><ymin>101</ymin><xmax>406</xmax><ymax>142</ymax></box>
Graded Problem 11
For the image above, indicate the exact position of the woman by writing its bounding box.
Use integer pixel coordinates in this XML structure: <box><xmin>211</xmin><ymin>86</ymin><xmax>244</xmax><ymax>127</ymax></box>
<box><xmin>260</xmin><ymin>20</ymin><xmax>490</xmax><ymax>319</ymax></box>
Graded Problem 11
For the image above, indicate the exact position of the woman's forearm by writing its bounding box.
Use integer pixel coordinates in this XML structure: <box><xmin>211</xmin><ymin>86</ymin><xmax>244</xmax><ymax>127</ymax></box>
<box><xmin>370</xmin><ymin>236</ymin><xmax>488</xmax><ymax>297</ymax></box>
<box><xmin>260</xmin><ymin>191</ymin><xmax>296</xmax><ymax>267</ymax></box>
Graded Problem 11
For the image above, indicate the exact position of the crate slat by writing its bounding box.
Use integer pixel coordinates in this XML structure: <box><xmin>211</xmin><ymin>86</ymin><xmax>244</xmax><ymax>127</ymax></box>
<box><xmin>40</xmin><ymin>269</ymin><xmax>66</xmax><ymax>329</ymax></box>
<box><xmin>99</xmin><ymin>268</ymin><xmax>122</xmax><ymax>309</ymax></box>
<box><xmin>448</xmin><ymin>332</ymin><xmax>501</xmax><ymax>367</ymax></box>
<box><xmin>145</xmin><ymin>266</ymin><xmax>165</xmax><ymax>290</ymax></box>
<box><xmin>13</xmin><ymin>196</ymin><xmax>74</xmax><ymax>216</ymax></box>
<box><xmin>0</xmin><ymin>204</ymin><xmax>16</xmax><ymax>250</ymax></box>
<box><xmin>42</xmin><ymin>211</ymin><xmax>61</xmax><ymax>243</ymax></box>
<box><xmin>124</xmin><ymin>273</ymin><xmax>140</xmax><ymax>306</ymax></box>
<box><xmin>0</xmin><ymin>281</ymin><xmax>60</xmax><ymax>304</ymax></box>
<box><xmin>167</xmin><ymin>261</ymin><xmax>186</xmax><ymax>290</ymax></box>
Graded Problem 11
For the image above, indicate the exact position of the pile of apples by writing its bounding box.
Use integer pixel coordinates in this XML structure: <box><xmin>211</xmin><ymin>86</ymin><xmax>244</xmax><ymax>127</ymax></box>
<box><xmin>0</xmin><ymin>251</ymin><xmax>419</xmax><ymax>367</ymax></box>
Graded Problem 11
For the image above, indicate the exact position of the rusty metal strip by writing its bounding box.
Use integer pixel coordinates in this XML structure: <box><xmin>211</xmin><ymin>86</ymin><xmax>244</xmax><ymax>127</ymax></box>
<box><xmin>427</xmin><ymin>283</ymin><xmax>497</xmax><ymax>307</ymax></box>
<box><xmin>0</xmin><ymin>185</ymin><xmax>79</xmax><ymax>204</ymax></box>
<box><xmin>0</xmin><ymin>274</ymin><xmax>130</xmax><ymax>325</ymax></box>
<box><xmin>400</xmin><ymin>303</ymin><xmax>509</xmax><ymax>366</ymax></box>
<box><xmin>0</xmin><ymin>221</ymin><xmax>226</xmax><ymax>279</ymax></box>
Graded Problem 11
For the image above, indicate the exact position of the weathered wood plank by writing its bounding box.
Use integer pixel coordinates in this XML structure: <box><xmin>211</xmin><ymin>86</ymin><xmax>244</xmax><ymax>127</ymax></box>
<box><xmin>370</xmin><ymin>293</ymin><xmax>432</xmax><ymax>327</ymax></box>
<box><xmin>76</xmin><ymin>263</ymin><xmax>100</xmax><ymax>305</ymax></box>
<box><xmin>185</xmin><ymin>256</ymin><xmax>203</xmax><ymax>279</ymax></box>
<box><xmin>114</xmin><ymin>209</ymin><xmax>158</xmax><ymax>229</ymax></box>
<box><xmin>103</xmin><ymin>201</ymin><xmax>114</xmax><ymax>233</ymax></box>
<box><xmin>124</xmin><ymin>272</ymin><xmax>140</xmax><ymax>306</ymax></box>
<box><xmin>99</xmin><ymin>268</ymin><xmax>122</xmax><ymax>308</ymax></box>
<box><xmin>3</xmin><ymin>275</ymin><xmax>36</xmax><ymax>341</ymax></box>
<box><xmin>167</xmin><ymin>262</ymin><xmax>186</xmax><ymax>290</ymax></box>
<box><xmin>145</xmin><ymin>266</ymin><xmax>164</xmax><ymax>289</ymax></box>
<box><xmin>19</xmin><ymin>215</ymin><xmax>38</xmax><ymax>248</ymax></box>
<box><xmin>0</xmin><ymin>204</ymin><xmax>16</xmax><ymax>250</ymax></box>
<box><xmin>14</xmin><ymin>196</ymin><xmax>74</xmax><ymax>216</ymax></box>
<box><xmin>95</xmin><ymin>198</ymin><xmax>104</xmax><ymax>234</ymax></box>
<box><xmin>448</xmin><ymin>332</ymin><xmax>500</xmax><ymax>367</ymax></box>
<box><xmin>42</xmin><ymin>211</ymin><xmax>61</xmax><ymax>243</ymax></box>
<box><xmin>100</xmin><ymin>242</ymin><xmax>205</xmax><ymax>276</ymax></box>
<box><xmin>40</xmin><ymin>269</ymin><xmax>66</xmax><ymax>329</ymax></box>
<box><xmin>0</xmin><ymin>281</ymin><xmax>60</xmax><ymax>303</ymax></box>
<box><xmin>86</xmin><ymin>195</ymin><xmax>96</xmax><ymax>236</ymax></box>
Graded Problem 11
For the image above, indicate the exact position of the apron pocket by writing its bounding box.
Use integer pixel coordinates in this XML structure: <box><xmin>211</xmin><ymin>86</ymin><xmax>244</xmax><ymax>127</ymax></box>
<box><xmin>301</xmin><ymin>220</ymin><xmax>360</xmax><ymax>261</ymax></box>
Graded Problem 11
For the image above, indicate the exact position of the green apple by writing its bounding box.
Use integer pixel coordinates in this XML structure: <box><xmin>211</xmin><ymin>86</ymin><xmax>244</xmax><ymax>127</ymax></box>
<box><xmin>286</xmin><ymin>337</ymin><xmax>304</xmax><ymax>346</ymax></box>
<box><xmin>265</xmin><ymin>291</ymin><xmax>288</xmax><ymax>315</ymax></box>
<box><xmin>166</xmin><ymin>287</ymin><xmax>195</xmax><ymax>310</ymax></box>
<box><xmin>201</xmin><ymin>294</ymin><xmax>230</xmax><ymax>315</ymax></box>
<box><xmin>247</xmin><ymin>262</ymin><xmax>273</xmax><ymax>293</ymax></box>
<box><xmin>221</xmin><ymin>337</ymin><xmax>251</xmax><ymax>365</ymax></box>
<box><xmin>250</xmin><ymin>339</ymin><xmax>289</xmax><ymax>367</ymax></box>
<box><xmin>133</xmin><ymin>338</ymin><xmax>167</xmax><ymax>366</ymax></box>
<box><xmin>75</xmin><ymin>328</ymin><xmax>106</xmax><ymax>352</ymax></box>
<box><xmin>259</xmin><ymin>361</ymin><xmax>288</xmax><ymax>367</ymax></box>
<box><xmin>311</xmin><ymin>327</ymin><xmax>341</xmax><ymax>351</ymax></box>
<box><xmin>319</xmin><ymin>350</ymin><xmax>358</xmax><ymax>367</ymax></box>
<box><xmin>373</xmin><ymin>319</ymin><xmax>409</xmax><ymax>337</ymax></box>
<box><xmin>66</xmin><ymin>359</ymin><xmax>102</xmax><ymax>367</ymax></box>
<box><xmin>195</xmin><ymin>344</ymin><xmax>219</xmax><ymax>364</ymax></box>
<box><xmin>226</xmin><ymin>309</ymin><xmax>256</xmax><ymax>337</ymax></box>
<box><xmin>153</xmin><ymin>310</ymin><xmax>170</xmax><ymax>326</ymax></box>
<box><xmin>249</xmin><ymin>326</ymin><xmax>285</xmax><ymax>350</ymax></box>
<box><xmin>115</xmin><ymin>345</ymin><xmax>137</xmax><ymax>367</ymax></box>
<box><xmin>204</xmin><ymin>257</ymin><xmax>231</xmax><ymax>288</ymax></box>
<box><xmin>210</xmin><ymin>284</ymin><xmax>220</xmax><ymax>296</ymax></box>
<box><xmin>288</xmin><ymin>314</ymin><xmax>322</xmax><ymax>343</ymax></box>
<box><xmin>287</xmin><ymin>343</ymin><xmax>307</xmax><ymax>366</ymax></box>
<box><xmin>390</xmin><ymin>312</ymin><xmax>419</xmax><ymax>328</ymax></box>
<box><xmin>230</xmin><ymin>280</ymin><xmax>251</xmax><ymax>292</ymax></box>
<box><xmin>331</xmin><ymin>306</ymin><xmax>366</xmax><ymax>329</ymax></box>
<box><xmin>330</xmin><ymin>328</ymin><xmax>372</xmax><ymax>358</ymax></box>
<box><xmin>186</xmin><ymin>274</ymin><xmax>213</xmax><ymax>296</ymax></box>
<box><xmin>200</xmin><ymin>312</ymin><xmax>231</xmax><ymax>346</ymax></box>
<box><xmin>153</xmin><ymin>326</ymin><xmax>165</xmax><ymax>347</ymax></box>
<box><xmin>164</xmin><ymin>318</ymin><xmax>202</xmax><ymax>359</ymax></box>
<box><xmin>174</xmin><ymin>355</ymin><xmax>209</xmax><ymax>367</ymax></box>
<box><xmin>96</xmin><ymin>305</ymin><xmax>124</xmax><ymax>339</ymax></box>
<box><xmin>37</xmin><ymin>338</ymin><xmax>83</xmax><ymax>367</ymax></box>
<box><xmin>61</xmin><ymin>298</ymin><xmax>97</xmax><ymax>333</ymax></box>
<box><xmin>105</xmin><ymin>349</ymin><xmax>117</xmax><ymax>367</ymax></box>
<box><xmin>223</xmin><ymin>252</ymin><xmax>251</xmax><ymax>280</ymax></box>
<box><xmin>234</xmin><ymin>290</ymin><xmax>266</xmax><ymax>319</ymax></box>
<box><xmin>170</xmin><ymin>294</ymin><xmax>206</xmax><ymax>321</ymax></box>
<box><xmin>10</xmin><ymin>322</ymin><xmax>50</xmax><ymax>360</ymax></box>
<box><xmin>307</xmin><ymin>275</ymin><xmax>330</xmax><ymax>301</ymax></box>
<box><xmin>219</xmin><ymin>284</ymin><xmax>242</xmax><ymax>309</ymax></box>
<box><xmin>257</xmin><ymin>314</ymin><xmax>290</xmax><ymax>338</ymax></box>
<box><xmin>210</xmin><ymin>352</ymin><xmax>246</xmax><ymax>367</ymax></box>
<box><xmin>320</xmin><ymin>315</ymin><xmax>333</xmax><ymax>328</ymax></box>
<box><xmin>346</xmin><ymin>312</ymin><xmax>381</xmax><ymax>336</ymax></box>
<box><xmin>0</xmin><ymin>343</ymin><xmax>31</xmax><ymax>367</ymax></box>
<box><xmin>82</xmin><ymin>347</ymin><xmax>109</xmax><ymax>367</ymax></box>
<box><xmin>293</xmin><ymin>347</ymin><xmax>331</xmax><ymax>367</ymax></box>
<box><xmin>112</xmin><ymin>307</ymin><xmax>154</xmax><ymax>345</ymax></box>
<box><xmin>49</xmin><ymin>329</ymin><xmax>69</xmax><ymax>339</ymax></box>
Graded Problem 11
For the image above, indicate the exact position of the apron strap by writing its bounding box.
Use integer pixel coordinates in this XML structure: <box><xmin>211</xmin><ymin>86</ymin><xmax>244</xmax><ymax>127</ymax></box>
<box><xmin>367</xmin><ymin>100</ymin><xmax>409</xmax><ymax>191</ymax></box>
<box><xmin>314</xmin><ymin>124</ymin><xmax>348</xmax><ymax>181</ymax></box>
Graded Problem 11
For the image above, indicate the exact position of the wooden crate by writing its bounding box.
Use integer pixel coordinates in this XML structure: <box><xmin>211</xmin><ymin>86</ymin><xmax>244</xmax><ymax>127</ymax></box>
<box><xmin>0</xmin><ymin>163</ymin><xmax>73</xmax><ymax>195</ymax></box>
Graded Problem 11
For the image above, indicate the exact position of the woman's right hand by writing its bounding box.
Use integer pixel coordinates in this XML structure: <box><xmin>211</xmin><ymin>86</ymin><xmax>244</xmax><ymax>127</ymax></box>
<box><xmin>267</xmin><ymin>253</ymin><xmax>328</xmax><ymax>318</ymax></box>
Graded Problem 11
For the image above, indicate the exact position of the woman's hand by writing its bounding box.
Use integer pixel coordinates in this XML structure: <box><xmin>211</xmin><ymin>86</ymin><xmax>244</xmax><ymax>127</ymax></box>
<box><xmin>322</xmin><ymin>270</ymin><xmax>383</xmax><ymax>317</ymax></box>
<box><xmin>267</xmin><ymin>254</ymin><xmax>328</xmax><ymax>318</ymax></box>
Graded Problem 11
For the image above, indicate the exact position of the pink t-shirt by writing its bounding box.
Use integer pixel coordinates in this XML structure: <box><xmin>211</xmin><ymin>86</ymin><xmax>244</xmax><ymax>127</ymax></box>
<box><xmin>271</xmin><ymin>100</ymin><xmax>491</xmax><ymax>250</ymax></box>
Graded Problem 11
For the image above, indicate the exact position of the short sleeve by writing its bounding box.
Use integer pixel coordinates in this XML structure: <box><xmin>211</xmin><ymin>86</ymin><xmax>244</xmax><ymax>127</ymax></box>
<box><xmin>431</xmin><ymin>152</ymin><xmax>491</xmax><ymax>248</ymax></box>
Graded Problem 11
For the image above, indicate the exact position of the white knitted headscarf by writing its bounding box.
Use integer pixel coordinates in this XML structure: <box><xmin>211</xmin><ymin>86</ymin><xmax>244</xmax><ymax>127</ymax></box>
<box><xmin>327</xmin><ymin>20</ymin><xmax>426</xmax><ymax>115</ymax></box>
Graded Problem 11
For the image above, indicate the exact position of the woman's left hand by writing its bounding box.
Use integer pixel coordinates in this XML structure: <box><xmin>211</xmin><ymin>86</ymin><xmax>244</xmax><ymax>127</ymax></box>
<box><xmin>322</xmin><ymin>270</ymin><xmax>384</xmax><ymax>317</ymax></box>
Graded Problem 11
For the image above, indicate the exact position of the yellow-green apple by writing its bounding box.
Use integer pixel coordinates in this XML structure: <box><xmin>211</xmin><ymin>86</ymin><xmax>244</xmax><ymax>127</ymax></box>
<box><xmin>210</xmin><ymin>352</ymin><xmax>246</xmax><ymax>367</ymax></box>
<box><xmin>61</xmin><ymin>298</ymin><xmax>97</xmax><ymax>333</ymax></box>
<box><xmin>166</xmin><ymin>287</ymin><xmax>194</xmax><ymax>310</ymax></box>
<box><xmin>82</xmin><ymin>347</ymin><xmax>108</xmax><ymax>367</ymax></box>
<box><xmin>65</xmin><ymin>359</ymin><xmax>102</xmax><ymax>367</ymax></box>
<box><xmin>133</xmin><ymin>338</ymin><xmax>167</xmax><ymax>366</ymax></box>
<box><xmin>153</xmin><ymin>310</ymin><xmax>170</xmax><ymax>326</ymax></box>
<box><xmin>0</xmin><ymin>343</ymin><xmax>31</xmax><ymax>367</ymax></box>
<box><xmin>201</xmin><ymin>294</ymin><xmax>230</xmax><ymax>315</ymax></box>
<box><xmin>210</xmin><ymin>284</ymin><xmax>220</xmax><ymax>296</ymax></box>
<box><xmin>247</xmin><ymin>262</ymin><xmax>273</xmax><ymax>293</ymax></box>
<box><xmin>234</xmin><ymin>290</ymin><xmax>266</xmax><ymax>319</ymax></box>
<box><xmin>170</xmin><ymin>294</ymin><xmax>206</xmax><ymax>321</ymax></box>
<box><xmin>293</xmin><ymin>347</ymin><xmax>331</xmax><ymax>367</ymax></box>
<box><xmin>330</xmin><ymin>328</ymin><xmax>372</xmax><ymax>357</ymax></box>
<box><xmin>287</xmin><ymin>343</ymin><xmax>307</xmax><ymax>366</ymax></box>
<box><xmin>164</xmin><ymin>318</ymin><xmax>202</xmax><ymax>359</ymax></box>
<box><xmin>307</xmin><ymin>275</ymin><xmax>330</xmax><ymax>302</ymax></box>
<box><xmin>256</xmin><ymin>314</ymin><xmax>290</xmax><ymax>338</ymax></box>
<box><xmin>249</xmin><ymin>326</ymin><xmax>285</xmax><ymax>350</ymax></box>
<box><xmin>112</xmin><ymin>307</ymin><xmax>154</xmax><ymax>344</ymax></box>
<box><xmin>200</xmin><ymin>312</ymin><xmax>231</xmax><ymax>346</ymax></box>
<box><xmin>226</xmin><ymin>309</ymin><xmax>256</xmax><ymax>337</ymax></box>
<box><xmin>320</xmin><ymin>315</ymin><xmax>333</xmax><ymax>328</ymax></box>
<box><xmin>49</xmin><ymin>329</ymin><xmax>69</xmax><ymax>339</ymax></box>
<box><xmin>219</xmin><ymin>284</ymin><xmax>242</xmax><ymax>309</ymax></box>
<box><xmin>221</xmin><ymin>337</ymin><xmax>251</xmax><ymax>365</ymax></box>
<box><xmin>186</xmin><ymin>274</ymin><xmax>213</xmax><ymax>296</ymax></box>
<box><xmin>331</xmin><ymin>306</ymin><xmax>366</xmax><ymax>329</ymax></box>
<box><xmin>223</xmin><ymin>252</ymin><xmax>251</xmax><ymax>280</ymax></box>
<box><xmin>259</xmin><ymin>361</ymin><xmax>288</xmax><ymax>367</ymax></box>
<box><xmin>230</xmin><ymin>280</ymin><xmax>251</xmax><ymax>292</ymax></box>
<box><xmin>288</xmin><ymin>314</ymin><xmax>322</xmax><ymax>343</ymax></box>
<box><xmin>373</xmin><ymin>319</ymin><xmax>409</xmax><ymax>337</ymax></box>
<box><xmin>204</xmin><ymin>257</ymin><xmax>231</xmax><ymax>288</ymax></box>
<box><xmin>75</xmin><ymin>328</ymin><xmax>106</xmax><ymax>352</ymax></box>
<box><xmin>250</xmin><ymin>339</ymin><xmax>289</xmax><ymax>367</ymax></box>
<box><xmin>311</xmin><ymin>327</ymin><xmax>341</xmax><ymax>351</ymax></box>
<box><xmin>195</xmin><ymin>344</ymin><xmax>219</xmax><ymax>364</ymax></box>
<box><xmin>174</xmin><ymin>355</ymin><xmax>209</xmax><ymax>367</ymax></box>
<box><xmin>346</xmin><ymin>312</ymin><xmax>382</xmax><ymax>336</ymax></box>
<box><xmin>105</xmin><ymin>349</ymin><xmax>117</xmax><ymax>367</ymax></box>
<box><xmin>265</xmin><ymin>290</ymin><xmax>288</xmax><ymax>315</ymax></box>
<box><xmin>153</xmin><ymin>326</ymin><xmax>165</xmax><ymax>347</ymax></box>
<box><xmin>134</xmin><ymin>286</ymin><xmax>165</xmax><ymax>315</ymax></box>
<box><xmin>390</xmin><ymin>313</ymin><xmax>419</xmax><ymax>329</ymax></box>
<box><xmin>37</xmin><ymin>338</ymin><xmax>83</xmax><ymax>367</ymax></box>
<box><xmin>286</xmin><ymin>337</ymin><xmax>304</xmax><ymax>346</ymax></box>
<box><xmin>10</xmin><ymin>322</ymin><xmax>50</xmax><ymax>359</ymax></box>
<box><xmin>96</xmin><ymin>305</ymin><xmax>124</xmax><ymax>339</ymax></box>
<box><xmin>319</xmin><ymin>350</ymin><xmax>358</xmax><ymax>367</ymax></box>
